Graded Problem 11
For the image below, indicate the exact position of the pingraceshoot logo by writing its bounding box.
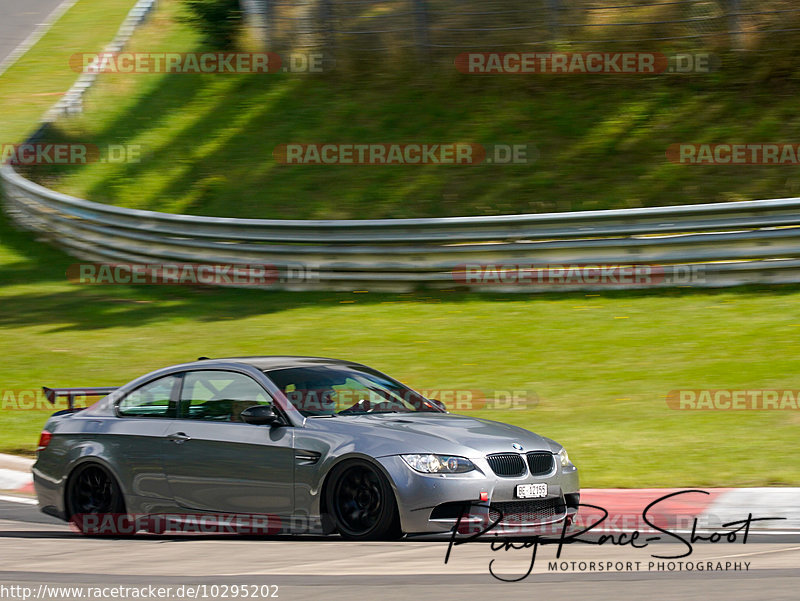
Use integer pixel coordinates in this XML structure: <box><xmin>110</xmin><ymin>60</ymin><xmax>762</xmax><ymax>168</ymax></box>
<box><xmin>444</xmin><ymin>490</ymin><xmax>783</xmax><ymax>582</ymax></box>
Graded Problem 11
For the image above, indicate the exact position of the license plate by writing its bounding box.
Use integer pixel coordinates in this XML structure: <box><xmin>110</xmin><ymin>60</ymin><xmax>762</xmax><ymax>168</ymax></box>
<box><xmin>516</xmin><ymin>483</ymin><xmax>547</xmax><ymax>499</ymax></box>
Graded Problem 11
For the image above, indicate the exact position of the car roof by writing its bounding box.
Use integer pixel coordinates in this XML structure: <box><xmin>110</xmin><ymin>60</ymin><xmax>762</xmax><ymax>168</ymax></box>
<box><xmin>184</xmin><ymin>356</ymin><xmax>370</xmax><ymax>371</ymax></box>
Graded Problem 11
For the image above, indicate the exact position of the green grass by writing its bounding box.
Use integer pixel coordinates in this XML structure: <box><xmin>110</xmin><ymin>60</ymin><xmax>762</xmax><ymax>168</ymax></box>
<box><xmin>23</xmin><ymin>0</ymin><xmax>800</xmax><ymax>218</ymax></box>
<box><xmin>3</xmin><ymin>278</ymin><xmax>800</xmax><ymax>488</ymax></box>
<box><xmin>2</xmin><ymin>0</ymin><xmax>800</xmax><ymax>488</ymax></box>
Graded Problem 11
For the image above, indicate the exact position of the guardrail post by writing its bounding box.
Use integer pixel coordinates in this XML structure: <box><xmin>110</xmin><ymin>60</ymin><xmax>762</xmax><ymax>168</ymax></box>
<box><xmin>412</xmin><ymin>0</ymin><xmax>431</xmax><ymax>63</ymax></box>
<box><xmin>319</xmin><ymin>0</ymin><xmax>335</xmax><ymax>54</ymax></box>
<box><xmin>546</xmin><ymin>0</ymin><xmax>561</xmax><ymax>43</ymax></box>
<box><xmin>240</xmin><ymin>0</ymin><xmax>270</xmax><ymax>49</ymax></box>
<box><xmin>296</xmin><ymin>0</ymin><xmax>315</xmax><ymax>50</ymax></box>
<box><xmin>727</xmin><ymin>0</ymin><xmax>744</xmax><ymax>51</ymax></box>
<box><xmin>256</xmin><ymin>0</ymin><xmax>273</xmax><ymax>51</ymax></box>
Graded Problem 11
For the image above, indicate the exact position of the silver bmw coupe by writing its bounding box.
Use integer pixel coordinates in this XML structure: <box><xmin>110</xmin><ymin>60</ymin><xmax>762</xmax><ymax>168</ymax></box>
<box><xmin>33</xmin><ymin>356</ymin><xmax>579</xmax><ymax>539</ymax></box>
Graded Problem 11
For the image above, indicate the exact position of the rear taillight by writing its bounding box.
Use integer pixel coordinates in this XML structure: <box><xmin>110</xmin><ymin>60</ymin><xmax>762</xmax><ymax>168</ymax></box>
<box><xmin>37</xmin><ymin>430</ymin><xmax>52</xmax><ymax>451</ymax></box>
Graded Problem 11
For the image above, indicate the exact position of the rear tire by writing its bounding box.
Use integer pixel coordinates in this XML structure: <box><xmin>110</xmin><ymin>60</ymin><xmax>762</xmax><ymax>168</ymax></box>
<box><xmin>325</xmin><ymin>459</ymin><xmax>401</xmax><ymax>541</ymax></box>
<box><xmin>66</xmin><ymin>462</ymin><xmax>125</xmax><ymax>535</ymax></box>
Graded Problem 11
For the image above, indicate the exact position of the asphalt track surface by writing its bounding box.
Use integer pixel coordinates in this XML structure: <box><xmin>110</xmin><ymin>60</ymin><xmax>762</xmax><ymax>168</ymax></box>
<box><xmin>1</xmin><ymin>499</ymin><xmax>799</xmax><ymax>601</ymax></box>
<box><xmin>0</xmin><ymin>0</ymin><xmax>70</xmax><ymax>67</ymax></box>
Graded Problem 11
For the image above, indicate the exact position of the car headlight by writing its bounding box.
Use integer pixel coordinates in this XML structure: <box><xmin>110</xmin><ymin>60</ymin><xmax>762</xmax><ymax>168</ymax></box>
<box><xmin>401</xmin><ymin>454</ymin><xmax>475</xmax><ymax>474</ymax></box>
<box><xmin>557</xmin><ymin>448</ymin><xmax>570</xmax><ymax>467</ymax></box>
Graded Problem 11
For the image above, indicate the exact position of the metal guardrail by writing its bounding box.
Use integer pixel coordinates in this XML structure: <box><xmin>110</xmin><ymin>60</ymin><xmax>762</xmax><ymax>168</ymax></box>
<box><xmin>46</xmin><ymin>0</ymin><xmax>158</xmax><ymax>119</ymax></box>
<box><xmin>4</xmin><ymin>162</ymin><xmax>800</xmax><ymax>291</ymax></box>
<box><xmin>3</xmin><ymin>0</ymin><xmax>799</xmax><ymax>292</ymax></box>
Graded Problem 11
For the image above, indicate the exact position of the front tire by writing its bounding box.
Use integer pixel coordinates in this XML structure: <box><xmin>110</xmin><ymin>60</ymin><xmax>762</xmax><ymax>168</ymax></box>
<box><xmin>325</xmin><ymin>460</ymin><xmax>401</xmax><ymax>541</ymax></box>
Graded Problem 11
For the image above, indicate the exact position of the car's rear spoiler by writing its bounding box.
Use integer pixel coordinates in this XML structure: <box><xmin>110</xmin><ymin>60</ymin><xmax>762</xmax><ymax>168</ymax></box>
<box><xmin>42</xmin><ymin>386</ymin><xmax>118</xmax><ymax>411</ymax></box>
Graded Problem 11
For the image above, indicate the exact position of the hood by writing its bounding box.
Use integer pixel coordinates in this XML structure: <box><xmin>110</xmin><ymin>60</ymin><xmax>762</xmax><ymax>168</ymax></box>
<box><xmin>311</xmin><ymin>412</ymin><xmax>559</xmax><ymax>457</ymax></box>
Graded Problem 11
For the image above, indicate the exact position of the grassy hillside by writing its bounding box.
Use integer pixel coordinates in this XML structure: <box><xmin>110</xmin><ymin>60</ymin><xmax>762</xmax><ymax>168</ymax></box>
<box><xmin>22</xmin><ymin>0</ymin><xmax>800</xmax><ymax>219</ymax></box>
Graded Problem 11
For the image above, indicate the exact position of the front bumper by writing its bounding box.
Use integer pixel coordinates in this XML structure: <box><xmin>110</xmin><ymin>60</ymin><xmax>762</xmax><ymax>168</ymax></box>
<box><xmin>378</xmin><ymin>454</ymin><xmax>580</xmax><ymax>536</ymax></box>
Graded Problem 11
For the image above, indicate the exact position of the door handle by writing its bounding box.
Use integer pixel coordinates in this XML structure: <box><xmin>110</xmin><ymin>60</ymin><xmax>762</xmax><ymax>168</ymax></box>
<box><xmin>167</xmin><ymin>432</ymin><xmax>191</xmax><ymax>444</ymax></box>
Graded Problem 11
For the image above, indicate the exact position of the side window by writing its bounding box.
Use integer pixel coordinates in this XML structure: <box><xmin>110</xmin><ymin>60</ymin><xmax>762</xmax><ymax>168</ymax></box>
<box><xmin>180</xmin><ymin>370</ymin><xmax>274</xmax><ymax>422</ymax></box>
<box><xmin>118</xmin><ymin>375</ymin><xmax>178</xmax><ymax>418</ymax></box>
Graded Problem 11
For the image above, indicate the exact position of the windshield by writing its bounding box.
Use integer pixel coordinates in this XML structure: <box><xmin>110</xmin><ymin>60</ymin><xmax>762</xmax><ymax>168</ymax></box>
<box><xmin>264</xmin><ymin>365</ymin><xmax>441</xmax><ymax>417</ymax></box>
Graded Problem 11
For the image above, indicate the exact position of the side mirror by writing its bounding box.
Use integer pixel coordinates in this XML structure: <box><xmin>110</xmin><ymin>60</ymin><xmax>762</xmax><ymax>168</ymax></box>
<box><xmin>240</xmin><ymin>404</ymin><xmax>281</xmax><ymax>425</ymax></box>
<box><xmin>427</xmin><ymin>398</ymin><xmax>447</xmax><ymax>412</ymax></box>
